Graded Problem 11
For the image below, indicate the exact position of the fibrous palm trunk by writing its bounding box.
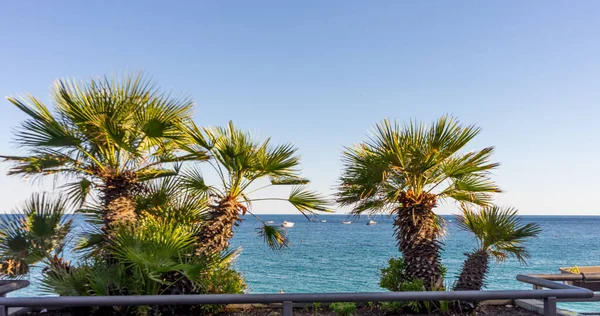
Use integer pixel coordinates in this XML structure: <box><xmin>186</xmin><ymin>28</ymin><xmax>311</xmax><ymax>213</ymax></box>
<box><xmin>99</xmin><ymin>170</ymin><xmax>143</xmax><ymax>236</ymax></box>
<box><xmin>454</xmin><ymin>250</ymin><xmax>489</xmax><ymax>291</ymax></box>
<box><xmin>395</xmin><ymin>191</ymin><xmax>443</xmax><ymax>290</ymax></box>
<box><xmin>196</xmin><ymin>197</ymin><xmax>241</xmax><ymax>255</ymax></box>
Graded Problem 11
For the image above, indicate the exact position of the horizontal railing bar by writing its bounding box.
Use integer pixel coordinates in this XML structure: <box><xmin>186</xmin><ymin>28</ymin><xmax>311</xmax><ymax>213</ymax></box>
<box><xmin>516</xmin><ymin>275</ymin><xmax>585</xmax><ymax>290</ymax></box>
<box><xmin>0</xmin><ymin>281</ymin><xmax>30</xmax><ymax>296</ymax></box>
<box><xmin>0</xmin><ymin>289</ymin><xmax>592</xmax><ymax>308</ymax></box>
<box><xmin>524</xmin><ymin>274</ymin><xmax>600</xmax><ymax>282</ymax></box>
<box><xmin>558</xmin><ymin>294</ymin><xmax>600</xmax><ymax>303</ymax></box>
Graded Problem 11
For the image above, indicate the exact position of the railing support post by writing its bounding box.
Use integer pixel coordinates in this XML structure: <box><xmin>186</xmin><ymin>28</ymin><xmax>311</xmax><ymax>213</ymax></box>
<box><xmin>543</xmin><ymin>296</ymin><xmax>557</xmax><ymax>316</ymax></box>
<box><xmin>283</xmin><ymin>300</ymin><xmax>293</xmax><ymax>316</ymax></box>
<box><xmin>0</xmin><ymin>305</ymin><xmax>7</xmax><ymax>316</ymax></box>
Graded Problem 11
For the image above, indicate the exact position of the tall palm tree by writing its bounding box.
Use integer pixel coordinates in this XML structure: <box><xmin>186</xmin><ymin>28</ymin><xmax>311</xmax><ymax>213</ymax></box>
<box><xmin>0</xmin><ymin>194</ymin><xmax>72</xmax><ymax>278</ymax></box>
<box><xmin>454</xmin><ymin>205</ymin><xmax>541</xmax><ymax>291</ymax></box>
<box><xmin>337</xmin><ymin>116</ymin><xmax>501</xmax><ymax>289</ymax></box>
<box><xmin>179</xmin><ymin>121</ymin><xmax>331</xmax><ymax>255</ymax></box>
<box><xmin>1</xmin><ymin>73</ymin><xmax>198</xmax><ymax>237</ymax></box>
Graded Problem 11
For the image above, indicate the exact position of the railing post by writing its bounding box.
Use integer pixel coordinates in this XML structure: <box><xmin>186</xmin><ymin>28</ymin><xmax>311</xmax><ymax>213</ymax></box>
<box><xmin>543</xmin><ymin>297</ymin><xmax>557</xmax><ymax>316</ymax></box>
<box><xmin>0</xmin><ymin>305</ymin><xmax>7</xmax><ymax>316</ymax></box>
<box><xmin>283</xmin><ymin>300</ymin><xmax>293</xmax><ymax>316</ymax></box>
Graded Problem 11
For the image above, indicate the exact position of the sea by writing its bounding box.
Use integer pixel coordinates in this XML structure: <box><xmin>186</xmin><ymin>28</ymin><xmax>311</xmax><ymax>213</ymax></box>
<box><xmin>5</xmin><ymin>214</ymin><xmax>600</xmax><ymax>313</ymax></box>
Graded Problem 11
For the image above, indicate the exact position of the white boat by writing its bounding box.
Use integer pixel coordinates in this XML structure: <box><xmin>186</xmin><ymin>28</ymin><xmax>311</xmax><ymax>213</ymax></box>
<box><xmin>341</xmin><ymin>220</ymin><xmax>352</xmax><ymax>225</ymax></box>
<box><xmin>282</xmin><ymin>221</ymin><xmax>294</xmax><ymax>228</ymax></box>
<box><xmin>320</xmin><ymin>220</ymin><xmax>327</xmax><ymax>223</ymax></box>
<box><xmin>367</xmin><ymin>220</ymin><xmax>377</xmax><ymax>225</ymax></box>
<box><xmin>266</xmin><ymin>220</ymin><xmax>275</xmax><ymax>224</ymax></box>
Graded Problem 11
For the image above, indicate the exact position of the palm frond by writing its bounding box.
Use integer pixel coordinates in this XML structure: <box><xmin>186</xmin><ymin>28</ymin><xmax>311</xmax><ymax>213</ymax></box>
<box><xmin>4</xmin><ymin>71</ymin><xmax>194</xmax><ymax>214</ymax></box>
<box><xmin>457</xmin><ymin>205</ymin><xmax>541</xmax><ymax>263</ymax></box>
<box><xmin>288</xmin><ymin>186</ymin><xmax>332</xmax><ymax>218</ymax></box>
<box><xmin>337</xmin><ymin>116</ymin><xmax>500</xmax><ymax>214</ymax></box>
<box><xmin>62</xmin><ymin>178</ymin><xmax>94</xmax><ymax>207</ymax></box>
<box><xmin>0</xmin><ymin>194</ymin><xmax>72</xmax><ymax>278</ymax></box>
<box><xmin>256</xmin><ymin>224</ymin><xmax>289</xmax><ymax>251</ymax></box>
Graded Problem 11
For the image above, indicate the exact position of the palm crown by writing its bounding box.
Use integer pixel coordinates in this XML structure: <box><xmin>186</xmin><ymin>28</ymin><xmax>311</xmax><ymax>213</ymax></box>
<box><xmin>457</xmin><ymin>205</ymin><xmax>542</xmax><ymax>262</ymax></box>
<box><xmin>338</xmin><ymin>116</ymin><xmax>501</xmax><ymax>213</ymax></box>
<box><xmin>179</xmin><ymin>121</ymin><xmax>330</xmax><ymax>252</ymax></box>
<box><xmin>2</xmin><ymin>73</ymin><xmax>196</xmax><ymax>230</ymax></box>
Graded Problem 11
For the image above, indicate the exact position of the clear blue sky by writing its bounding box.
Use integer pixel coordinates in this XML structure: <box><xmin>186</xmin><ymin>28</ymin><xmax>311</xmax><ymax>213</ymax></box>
<box><xmin>1</xmin><ymin>1</ymin><xmax>599</xmax><ymax>215</ymax></box>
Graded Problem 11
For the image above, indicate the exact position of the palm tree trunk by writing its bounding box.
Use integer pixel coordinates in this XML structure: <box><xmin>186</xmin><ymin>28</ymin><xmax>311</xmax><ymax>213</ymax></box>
<box><xmin>100</xmin><ymin>170</ymin><xmax>142</xmax><ymax>235</ymax></box>
<box><xmin>395</xmin><ymin>192</ymin><xmax>443</xmax><ymax>290</ymax></box>
<box><xmin>196</xmin><ymin>197</ymin><xmax>241</xmax><ymax>255</ymax></box>
<box><xmin>454</xmin><ymin>250</ymin><xmax>489</xmax><ymax>291</ymax></box>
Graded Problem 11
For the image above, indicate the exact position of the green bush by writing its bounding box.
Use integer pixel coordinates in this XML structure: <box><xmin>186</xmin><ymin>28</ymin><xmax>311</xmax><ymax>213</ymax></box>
<box><xmin>329</xmin><ymin>302</ymin><xmax>356</xmax><ymax>316</ymax></box>
<box><xmin>312</xmin><ymin>302</ymin><xmax>323</xmax><ymax>314</ymax></box>
<box><xmin>378</xmin><ymin>258</ymin><xmax>450</xmax><ymax>314</ymax></box>
<box><xmin>379</xmin><ymin>301</ymin><xmax>405</xmax><ymax>312</ymax></box>
<box><xmin>379</xmin><ymin>257</ymin><xmax>406</xmax><ymax>291</ymax></box>
<box><xmin>41</xmin><ymin>214</ymin><xmax>245</xmax><ymax>316</ymax></box>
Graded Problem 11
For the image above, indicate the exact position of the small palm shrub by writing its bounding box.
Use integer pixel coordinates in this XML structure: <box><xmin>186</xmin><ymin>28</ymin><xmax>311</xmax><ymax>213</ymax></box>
<box><xmin>42</xmin><ymin>213</ymin><xmax>244</xmax><ymax>315</ymax></box>
<box><xmin>329</xmin><ymin>302</ymin><xmax>356</xmax><ymax>316</ymax></box>
<box><xmin>0</xmin><ymin>194</ymin><xmax>72</xmax><ymax>278</ymax></box>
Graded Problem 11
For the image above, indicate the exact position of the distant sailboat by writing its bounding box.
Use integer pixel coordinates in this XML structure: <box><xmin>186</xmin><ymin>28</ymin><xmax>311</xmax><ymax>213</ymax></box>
<box><xmin>341</xmin><ymin>220</ymin><xmax>352</xmax><ymax>225</ymax></box>
<box><xmin>266</xmin><ymin>220</ymin><xmax>275</xmax><ymax>224</ymax></box>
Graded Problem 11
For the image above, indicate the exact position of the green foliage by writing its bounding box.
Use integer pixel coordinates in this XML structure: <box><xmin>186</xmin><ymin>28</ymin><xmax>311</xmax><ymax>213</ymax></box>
<box><xmin>378</xmin><ymin>258</ymin><xmax>451</xmax><ymax>314</ymax></box>
<box><xmin>379</xmin><ymin>257</ymin><xmax>406</xmax><ymax>291</ymax></box>
<box><xmin>337</xmin><ymin>115</ymin><xmax>500</xmax><ymax>215</ymax></box>
<box><xmin>312</xmin><ymin>302</ymin><xmax>323</xmax><ymax>315</ymax></box>
<box><xmin>0</xmin><ymin>194</ymin><xmax>72</xmax><ymax>278</ymax></box>
<box><xmin>41</xmin><ymin>210</ymin><xmax>245</xmax><ymax>316</ymax></box>
<box><xmin>457</xmin><ymin>205</ymin><xmax>542</xmax><ymax>263</ymax></box>
<box><xmin>1</xmin><ymin>72</ymin><xmax>195</xmax><ymax>208</ymax></box>
<box><xmin>400</xmin><ymin>279</ymin><xmax>427</xmax><ymax>313</ymax></box>
<box><xmin>379</xmin><ymin>301</ymin><xmax>405</xmax><ymax>313</ymax></box>
<box><xmin>178</xmin><ymin>121</ymin><xmax>331</xmax><ymax>250</ymax></box>
<box><xmin>329</xmin><ymin>302</ymin><xmax>356</xmax><ymax>316</ymax></box>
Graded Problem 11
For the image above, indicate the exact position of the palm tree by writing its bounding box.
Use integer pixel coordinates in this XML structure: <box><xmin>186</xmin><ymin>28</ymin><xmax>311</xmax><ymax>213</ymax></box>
<box><xmin>337</xmin><ymin>116</ymin><xmax>501</xmax><ymax>289</ymax></box>
<box><xmin>179</xmin><ymin>121</ymin><xmax>331</xmax><ymax>254</ymax></box>
<box><xmin>1</xmin><ymin>73</ymin><xmax>197</xmax><ymax>237</ymax></box>
<box><xmin>454</xmin><ymin>205</ymin><xmax>541</xmax><ymax>291</ymax></box>
<box><xmin>0</xmin><ymin>194</ymin><xmax>72</xmax><ymax>278</ymax></box>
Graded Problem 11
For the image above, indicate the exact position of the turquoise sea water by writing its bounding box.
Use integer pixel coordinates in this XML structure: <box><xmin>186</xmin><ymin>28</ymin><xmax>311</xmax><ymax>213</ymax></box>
<box><xmin>5</xmin><ymin>214</ymin><xmax>600</xmax><ymax>313</ymax></box>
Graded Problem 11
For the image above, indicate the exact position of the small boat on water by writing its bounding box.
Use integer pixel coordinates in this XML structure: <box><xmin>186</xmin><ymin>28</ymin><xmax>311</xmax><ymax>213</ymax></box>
<box><xmin>341</xmin><ymin>220</ymin><xmax>352</xmax><ymax>225</ymax></box>
<box><xmin>282</xmin><ymin>221</ymin><xmax>294</xmax><ymax>228</ymax></box>
<box><xmin>321</xmin><ymin>220</ymin><xmax>327</xmax><ymax>223</ymax></box>
<box><xmin>367</xmin><ymin>220</ymin><xmax>377</xmax><ymax>225</ymax></box>
<box><xmin>266</xmin><ymin>220</ymin><xmax>275</xmax><ymax>224</ymax></box>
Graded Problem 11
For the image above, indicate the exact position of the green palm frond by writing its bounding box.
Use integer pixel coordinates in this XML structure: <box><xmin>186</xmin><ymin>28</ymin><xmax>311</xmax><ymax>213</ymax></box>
<box><xmin>337</xmin><ymin>115</ymin><xmax>500</xmax><ymax>214</ymax></box>
<box><xmin>3</xmin><ymin>71</ymin><xmax>194</xmax><ymax>207</ymax></box>
<box><xmin>178</xmin><ymin>120</ymin><xmax>331</xmax><ymax>250</ymax></box>
<box><xmin>178</xmin><ymin>167</ymin><xmax>217</xmax><ymax>198</ymax></box>
<box><xmin>256</xmin><ymin>224</ymin><xmax>289</xmax><ymax>251</ymax></box>
<box><xmin>457</xmin><ymin>205</ymin><xmax>542</xmax><ymax>263</ymax></box>
<box><xmin>137</xmin><ymin>177</ymin><xmax>210</xmax><ymax>227</ymax></box>
<box><xmin>136</xmin><ymin>168</ymin><xmax>179</xmax><ymax>182</ymax></box>
<box><xmin>0</xmin><ymin>194</ymin><xmax>72</xmax><ymax>278</ymax></box>
<box><xmin>288</xmin><ymin>186</ymin><xmax>332</xmax><ymax>216</ymax></box>
<box><xmin>61</xmin><ymin>178</ymin><xmax>94</xmax><ymax>207</ymax></box>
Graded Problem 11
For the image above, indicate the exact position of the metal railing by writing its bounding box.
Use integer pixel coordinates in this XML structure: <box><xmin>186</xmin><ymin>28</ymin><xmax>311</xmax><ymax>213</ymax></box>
<box><xmin>0</xmin><ymin>281</ymin><xmax>29</xmax><ymax>298</ymax></box>
<box><xmin>0</xmin><ymin>275</ymin><xmax>593</xmax><ymax>316</ymax></box>
<box><xmin>519</xmin><ymin>273</ymin><xmax>600</xmax><ymax>303</ymax></box>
